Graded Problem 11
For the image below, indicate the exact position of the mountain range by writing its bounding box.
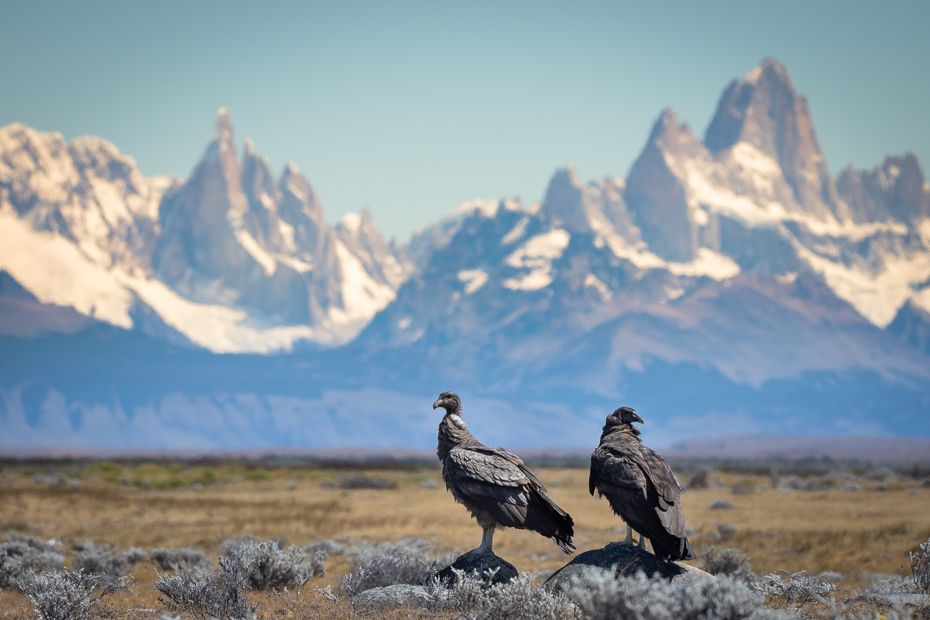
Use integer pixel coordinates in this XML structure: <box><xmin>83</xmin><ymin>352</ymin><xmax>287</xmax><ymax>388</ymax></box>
<box><xmin>2</xmin><ymin>58</ymin><xmax>929</xmax><ymax>450</ymax></box>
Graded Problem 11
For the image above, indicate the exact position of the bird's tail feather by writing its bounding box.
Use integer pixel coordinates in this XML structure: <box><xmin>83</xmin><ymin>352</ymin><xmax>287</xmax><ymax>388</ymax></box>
<box><xmin>530</xmin><ymin>491</ymin><xmax>575</xmax><ymax>554</ymax></box>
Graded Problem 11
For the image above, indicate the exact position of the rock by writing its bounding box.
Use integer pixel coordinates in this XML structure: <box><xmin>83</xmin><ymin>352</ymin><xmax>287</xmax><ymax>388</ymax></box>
<box><xmin>354</xmin><ymin>584</ymin><xmax>434</xmax><ymax>609</ymax></box>
<box><xmin>426</xmin><ymin>551</ymin><xmax>519</xmax><ymax>586</ymax></box>
<box><xmin>545</xmin><ymin>542</ymin><xmax>715</xmax><ymax>593</ymax></box>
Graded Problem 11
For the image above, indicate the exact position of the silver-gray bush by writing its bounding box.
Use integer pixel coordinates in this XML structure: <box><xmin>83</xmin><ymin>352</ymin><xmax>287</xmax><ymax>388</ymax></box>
<box><xmin>340</xmin><ymin>537</ymin><xmax>454</xmax><ymax>596</ymax></box>
<box><xmin>21</xmin><ymin>570</ymin><xmax>131</xmax><ymax>620</ymax></box>
<box><xmin>565</xmin><ymin>570</ymin><xmax>794</xmax><ymax>620</ymax></box>
<box><xmin>156</xmin><ymin>555</ymin><xmax>258</xmax><ymax>620</ymax></box>
<box><xmin>149</xmin><ymin>547</ymin><xmax>209</xmax><ymax>572</ymax></box>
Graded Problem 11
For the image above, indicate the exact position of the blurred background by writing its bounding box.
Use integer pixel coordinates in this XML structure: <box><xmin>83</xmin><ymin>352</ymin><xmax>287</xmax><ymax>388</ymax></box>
<box><xmin>2</xmin><ymin>0</ymin><xmax>929</xmax><ymax>455</ymax></box>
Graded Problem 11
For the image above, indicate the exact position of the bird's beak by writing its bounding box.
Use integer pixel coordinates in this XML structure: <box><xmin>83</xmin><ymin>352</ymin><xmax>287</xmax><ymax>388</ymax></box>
<box><xmin>634</xmin><ymin>413</ymin><xmax>644</xmax><ymax>424</ymax></box>
<box><xmin>432</xmin><ymin>399</ymin><xmax>442</xmax><ymax>410</ymax></box>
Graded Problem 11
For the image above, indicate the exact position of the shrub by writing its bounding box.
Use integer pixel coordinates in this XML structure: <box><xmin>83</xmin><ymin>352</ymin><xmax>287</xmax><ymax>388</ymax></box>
<box><xmin>70</xmin><ymin>542</ymin><xmax>129</xmax><ymax>581</ymax></box>
<box><xmin>340</xmin><ymin>537</ymin><xmax>453</xmax><ymax>596</ymax></box>
<box><xmin>220</xmin><ymin>535</ymin><xmax>283</xmax><ymax>555</ymax></box>
<box><xmin>431</xmin><ymin>571</ymin><xmax>582</xmax><ymax>620</ymax></box>
<box><xmin>911</xmin><ymin>537</ymin><xmax>930</xmax><ymax>594</ymax></box>
<box><xmin>322</xmin><ymin>473</ymin><xmax>398</xmax><ymax>490</ymax></box>
<box><xmin>21</xmin><ymin>570</ymin><xmax>132</xmax><ymax>620</ymax></box>
<box><xmin>224</xmin><ymin>538</ymin><xmax>325</xmax><ymax>590</ymax></box>
<box><xmin>304</xmin><ymin>539</ymin><xmax>348</xmax><ymax>559</ymax></box>
<box><xmin>122</xmin><ymin>547</ymin><xmax>147</xmax><ymax>565</ymax></box>
<box><xmin>0</xmin><ymin>532</ymin><xmax>65</xmax><ymax>589</ymax></box>
<box><xmin>0</xmin><ymin>548</ymin><xmax>28</xmax><ymax>589</ymax></box>
<box><xmin>702</xmin><ymin>547</ymin><xmax>755</xmax><ymax>582</ymax></box>
<box><xmin>565</xmin><ymin>570</ymin><xmax>792</xmax><ymax>620</ymax></box>
<box><xmin>710</xmin><ymin>499</ymin><xmax>734</xmax><ymax>510</ymax></box>
<box><xmin>714</xmin><ymin>523</ymin><xmax>739</xmax><ymax>543</ymax></box>
<box><xmin>156</xmin><ymin>555</ymin><xmax>258</xmax><ymax>620</ymax></box>
<box><xmin>150</xmin><ymin>547</ymin><xmax>210</xmax><ymax>572</ymax></box>
<box><xmin>756</xmin><ymin>570</ymin><xmax>836</xmax><ymax>609</ymax></box>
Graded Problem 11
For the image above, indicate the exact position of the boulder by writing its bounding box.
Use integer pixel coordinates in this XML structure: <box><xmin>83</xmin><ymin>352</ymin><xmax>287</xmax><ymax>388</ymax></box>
<box><xmin>354</xmin><ymin>584</ymin><xmax>434</xmax><ymax>609</ymax></box>
<box><xmin>426</xmin><ymin>551</ymin><xmax>518</xmax><ymax>586</ymax></box>
<box><xmin>545</xmin><ymin>542</ymin><xmax>715</xmax><ymax>593</ymax></box>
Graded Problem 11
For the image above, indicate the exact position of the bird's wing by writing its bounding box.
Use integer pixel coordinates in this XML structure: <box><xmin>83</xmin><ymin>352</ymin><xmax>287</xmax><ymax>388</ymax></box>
<box><xmin>445</xmin><ymin>446</ymin><xmax>574</xmax><ymax>549</ymax></box>
<box><xmin>589</xmin><ymin>444</ymin><xmax>648</xmax><ymax>503</ymax></box>
<box><xmin>444</xmin><ymin>447</ymin><xmax>534</xmax><ymax>526</ymax></box>
<box><xmin>640</xmin><ymin>445</ymin><xmax>682</xmax><ymax>510</ymax></box>
<box><xmin>445</xmin><ymin>447</ymin><xmax>531</xmax><ymax>488</ymax></box>
<box><xmin>472</xmin><ymin>445</ymin><xmax>549</xmax><ymax>492</ymax></box>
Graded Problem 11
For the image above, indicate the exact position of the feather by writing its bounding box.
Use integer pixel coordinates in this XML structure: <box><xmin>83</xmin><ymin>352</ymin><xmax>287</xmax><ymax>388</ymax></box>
<box><xmin>589</xmin><ymin>407</ymin><xmax>695</xmax><ymax>561</ymax></box>
<box><xmin>434</xmin><ymin>391</ymin><xmax>575</xmax><ymax>554</ymax></box>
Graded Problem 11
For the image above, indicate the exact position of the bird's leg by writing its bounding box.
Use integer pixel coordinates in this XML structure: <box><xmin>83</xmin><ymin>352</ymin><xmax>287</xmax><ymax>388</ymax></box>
<box><xmin>637</xmin><ymin>532</ymin><xmax>646</xmax><ymax>550</ymax></box>
<box><xmin>477</xmin><ymin>526</ymin><xmax>495</xmax><ymax>556</ymax></box>
<box><xmin>620</xmin><ymin>524</ymin><xmax>635</xmax><ymax>546</ymax></box>
<box><xmin>459</xmin><ymin>526</ymin><xmax>495</xmax><ymax>560</ymax></box>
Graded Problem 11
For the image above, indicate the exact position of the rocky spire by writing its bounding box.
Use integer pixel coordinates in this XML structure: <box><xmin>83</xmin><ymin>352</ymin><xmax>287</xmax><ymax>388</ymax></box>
<box><xmin>153</xmin><ymin>108</ymin><xmax>251</xmax><ymax>288</ymax></box>
<box><xmin>624</xmin><ymin>108</ymin><xmax>709</xmax><ymax>262</ymax></box>
<box><xmin>704</xmin><ymin>58</ymin><xmax>843</xmax><ymax>220</ymax></box>
<box><xmin>539</xmin><ymin>164</ymin><xmax>587</xmax><ymax>232</ymax></box>
<box><xmin>836</xmin><ymin>154</ymin><xmax>930</xmax><ymax>227</ymax></box>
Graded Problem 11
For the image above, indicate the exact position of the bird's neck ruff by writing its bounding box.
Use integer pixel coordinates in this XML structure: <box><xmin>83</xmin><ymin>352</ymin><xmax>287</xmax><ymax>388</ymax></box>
<box><xmin>437</xmin><ymin>413</ymin><xmax>477</xmax><ymax>461</ymax></box>
<box><xmin>602</xmin><ymin>423</ymin><xmax>641</xmax><ymax>442</ymax></box>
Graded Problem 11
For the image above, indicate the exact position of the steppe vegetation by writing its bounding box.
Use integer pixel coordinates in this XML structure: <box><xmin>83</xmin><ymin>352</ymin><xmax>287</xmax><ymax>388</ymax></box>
<box><xmin>1</xmin><ymin>458</ymin><xmax>929</xmax><ymax>619</ymax></box>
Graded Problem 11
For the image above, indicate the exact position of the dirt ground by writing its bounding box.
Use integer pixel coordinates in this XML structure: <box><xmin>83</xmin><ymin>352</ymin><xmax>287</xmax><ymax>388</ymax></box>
<box><xmin>1</xmin><ymin>460</ymin><xmax>928</xmax><ymax>618</ymax></box>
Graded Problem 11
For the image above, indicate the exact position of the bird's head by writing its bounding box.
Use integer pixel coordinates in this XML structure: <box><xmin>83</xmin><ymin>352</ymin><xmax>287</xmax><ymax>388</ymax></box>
<box><xmin>433</xmin><ymin>391</ymin><xmax>462</xmax><ymax>416</ymax></box>
<box><xmin>606</xmin><ymin>406</ymin><xmax>644</xmax><ymax>427</ymax></box>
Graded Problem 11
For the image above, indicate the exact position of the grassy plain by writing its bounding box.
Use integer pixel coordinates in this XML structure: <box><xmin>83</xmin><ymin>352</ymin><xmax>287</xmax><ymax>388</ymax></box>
<box><xmin>0</xmin><ymin>460</ymin><xmax>928</xmax><ymax>618</ymax></box>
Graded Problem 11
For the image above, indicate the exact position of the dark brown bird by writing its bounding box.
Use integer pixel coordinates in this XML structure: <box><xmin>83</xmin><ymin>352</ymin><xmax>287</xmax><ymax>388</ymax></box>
<box><xmin>433</xmin><ymin>391</ymin><xmax>575</xmax><ymax>557</ymax></box>
<box><xmin>589</xmin><ymin>406</ymin><xmax>695</xmax><ymax>561</ymax></box>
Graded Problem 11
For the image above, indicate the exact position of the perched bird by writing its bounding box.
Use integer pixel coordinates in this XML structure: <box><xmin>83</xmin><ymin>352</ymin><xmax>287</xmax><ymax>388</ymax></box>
<box><xmin>589</xmin><ymin>406</ymin><xmax>695</xmax><ymax>561</ymax></box>
<box><xmin>433</xmin><ymin>391</ymin><xmax>575</xmax><ymax>557</ymax></box>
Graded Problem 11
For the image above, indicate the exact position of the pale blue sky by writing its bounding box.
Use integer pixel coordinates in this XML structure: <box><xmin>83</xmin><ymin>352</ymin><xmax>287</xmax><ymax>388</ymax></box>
<box><xmin>2</xmin><ymin>1</ymin><xmax>928</xmax><ymax>240</ymax></box>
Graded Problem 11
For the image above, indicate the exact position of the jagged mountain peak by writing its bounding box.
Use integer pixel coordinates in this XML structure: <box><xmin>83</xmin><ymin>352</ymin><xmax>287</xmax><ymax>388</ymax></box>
<box><xmin>540</xmin><ymin>164</ymin><xmax>585</xmax><ymax>230</ymax></box>
<box><xmin>704</xmin><ymin>58</ymin><xmax>841</xmax><ymax>220</ymax></box>
<box><xmin>553</xmin><ymin>162</ymin><xmax>580</xmax><ymax>184</ymax></box>
<box><xmin>0</xmin><ymin>122</ymin><xmax>164</xmax><ymax>273</ymax></box>
<box><xmin>704</xmin><ymin>58</ymin><xmax>805</xmax><ymax>156</ymax></box>
<box><xmin>648</xmin><ymin>108</ymin><xmax>687</xmax><ymax>143</ymax></box>
<box><xmin>743</xmin><ymin>57</ymin><xmax>793</xmax><ymax>89</ymax></box>
<box><xmin>146</xmin><ymin>112</ymin><xmax>410</xmax><ymax>341</ymax></box>
<box><xmin>836</xmin><ymin>152</ymin><xmax>930</xmax><ymax>226</ymax></box>
<box><xmin>215</xmin><ymin>107</ymin><xmax>233</xmax><ymax>141</ymax></box>
<box><xmin>279</xmin><ymin>162</ymin><xmax>323</xmax><ymax>225</ymax></box>
<box><xmin>338</xmin><ymin>208</ymin><xmax>372</xmax><ymax>236</ymax></box>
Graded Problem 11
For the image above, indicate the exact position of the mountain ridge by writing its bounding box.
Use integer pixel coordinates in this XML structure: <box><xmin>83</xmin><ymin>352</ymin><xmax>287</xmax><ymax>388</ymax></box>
<box><xmin>2</xmin><ymin>58</ymin><xmax>930</xmax><ymax>449</ymax></box>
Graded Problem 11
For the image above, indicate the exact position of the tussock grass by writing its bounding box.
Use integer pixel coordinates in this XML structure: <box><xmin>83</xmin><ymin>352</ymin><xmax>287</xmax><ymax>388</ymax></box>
<box><xmin>0</xmin><ymin>462</ymin><xmax>929</xmax><ymax>618</ymax></box>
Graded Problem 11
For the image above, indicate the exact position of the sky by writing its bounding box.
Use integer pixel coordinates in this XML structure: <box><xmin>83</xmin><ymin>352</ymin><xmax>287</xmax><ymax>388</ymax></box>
<box><xmin>1</xmin><ymin>1</ymin><xmax>928</xmax><ymax>241</ymax></box>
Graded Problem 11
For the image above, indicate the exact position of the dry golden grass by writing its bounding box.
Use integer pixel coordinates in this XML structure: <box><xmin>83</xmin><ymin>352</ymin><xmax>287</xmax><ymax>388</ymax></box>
<box><xmin>0</xmin><ymin>461</ymin><xmax>928</xmax><ymax>619</ymax></box>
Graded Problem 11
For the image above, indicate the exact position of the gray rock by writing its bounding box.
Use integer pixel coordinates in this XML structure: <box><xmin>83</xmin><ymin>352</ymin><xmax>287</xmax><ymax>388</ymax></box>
<box><xmin>427</xmin><ymin>551</ymin><xmax>519</xmax><ymax>586</ymax></box>
<box><xmin>545</xmin><ymin>542</ymin><xmax>715</xmax><ymax>593</ymax></box>
<box><xmin>354</xmin><ymin>584</ymin><xmax>433</xmax><ymax>609</ymax></box>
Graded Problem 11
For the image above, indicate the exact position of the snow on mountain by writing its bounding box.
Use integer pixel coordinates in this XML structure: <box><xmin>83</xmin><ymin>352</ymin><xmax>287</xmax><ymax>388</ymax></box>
<box><xmin>619</xmin><ymin>60</ymin><xmax>930</xmax><ymax>327</ymax></box>
<box><xmin>0</xmin><ymin>110</ymin><xmax>412</xmax><ymax>352</ymax></box>
<box><xmin>358</xmin><ymin>57</ymin><xmax>930</xmax><ymax>394</ymax></box>
<box><xmin>3</xmin><ymin>58</ymin><xmax>930</xmax><ymax>450</ymax></box>
<box><xmin>0</xmin><ymin>123</ymin><xmax>165</xmax><ymax>273</ymax></box>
